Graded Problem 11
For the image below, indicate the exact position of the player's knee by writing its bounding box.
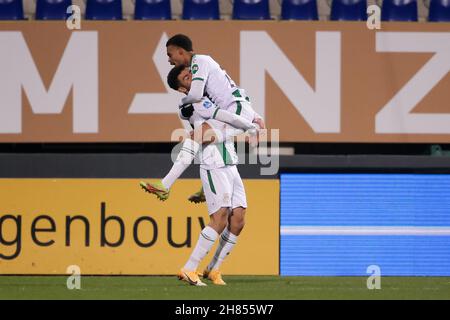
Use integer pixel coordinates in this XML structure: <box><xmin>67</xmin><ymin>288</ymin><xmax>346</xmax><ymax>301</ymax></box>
<box><xmin>235</xmin><ymin>216</ymin><xmax>245</xmax><ymax>233</ymax></box>
<box><xmin>231</xmin><ymin>208</ymin><xmax>246</xmax><ymax>234</ymax></box>
<box><xmin>218</xmin><ymin>208</ymin><xmax>229</xmax><ymax>229</ymax></box>
<box><xmin>210</xmin><ymin>207</ymin><xmax>229</xmax><ymax>233</ymax></box>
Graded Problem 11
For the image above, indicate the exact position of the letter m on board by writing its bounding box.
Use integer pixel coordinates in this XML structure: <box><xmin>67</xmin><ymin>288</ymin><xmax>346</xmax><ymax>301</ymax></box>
<box><xmin>0</xmin><ymin>31</ymin><xmax>99</xmax><ymax>134</ymax></box>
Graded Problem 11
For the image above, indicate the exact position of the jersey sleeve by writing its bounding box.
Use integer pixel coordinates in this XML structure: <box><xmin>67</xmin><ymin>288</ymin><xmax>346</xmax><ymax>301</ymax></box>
<box><xmin>181</xmin><ymin>56</ymin><xmax>210</xmax><ymax>105</ymax></box>
<box><xmin>192</xmin><ymin>98</ymin><xmax>217</xmax><ymax>119</ymax></box>
<box><xmin>190</xmin><ymin>55</ymin><xmax>210</xmax><ymax>83</ymax></box>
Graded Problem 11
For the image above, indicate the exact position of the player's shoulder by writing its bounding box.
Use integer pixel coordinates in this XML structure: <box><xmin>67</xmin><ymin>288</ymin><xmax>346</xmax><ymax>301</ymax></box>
<box><xmin>192</xmin><ymin>97</ymin><xmax>216</xmax><ymax>118</ymax></box>
<box><xmin>191</xmin><ymin>54</ymin><xmax>216</xmax><ymax>66</ymax></box>
<box><xmin>193</xmin><ymin>97</ymin><xmax>215</xmax><ymax>110</ymax></box>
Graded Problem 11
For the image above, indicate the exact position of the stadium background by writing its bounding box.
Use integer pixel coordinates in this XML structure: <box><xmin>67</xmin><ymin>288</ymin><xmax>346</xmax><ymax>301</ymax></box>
<box><xmin>0</xmin><ymin>0</ymin><xmax>450</xmax><ymax>299</ymax></box>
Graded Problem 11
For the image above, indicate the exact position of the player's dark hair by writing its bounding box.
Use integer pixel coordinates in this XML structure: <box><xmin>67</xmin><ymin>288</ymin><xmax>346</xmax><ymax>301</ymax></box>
<box><xmin>167</xmin><ymin>65</ymin><xmax>186</xmax><ymax>91</ymax></box>
<box><xmin>166</xmin><ymin>34</ymin><xmax>193</xmax><ymax>52</ymax></box>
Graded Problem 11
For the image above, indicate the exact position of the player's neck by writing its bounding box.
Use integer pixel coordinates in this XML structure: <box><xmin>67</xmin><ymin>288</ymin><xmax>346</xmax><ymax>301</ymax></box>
<box><xmin>187</xmin><ymin>52</ymin><xmax>196</xmax><ymax>65</ymax></box>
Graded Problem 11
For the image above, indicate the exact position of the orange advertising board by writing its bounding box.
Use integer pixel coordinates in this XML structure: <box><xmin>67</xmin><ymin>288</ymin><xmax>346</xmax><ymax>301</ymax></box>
<box><xmin>0</xmin><ymin>179</ymin><xmax>279</xmax><ymax>275</ymax></box>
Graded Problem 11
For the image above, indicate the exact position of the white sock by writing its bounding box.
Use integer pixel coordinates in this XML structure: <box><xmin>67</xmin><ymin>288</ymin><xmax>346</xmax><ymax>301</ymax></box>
<box><xmin>162</xmin><ymin>139</ymin><xmax>200</xmax><ymax>189</ymax></box>
<box><xmin>207</xmin><ymin>228</ymin><xmax>238</xmax><ymax>271</ymax></box>
<box><xmin>184</xmin><ymin>226</ymin><xmax>218</xmax><ymax>271</ymax></box>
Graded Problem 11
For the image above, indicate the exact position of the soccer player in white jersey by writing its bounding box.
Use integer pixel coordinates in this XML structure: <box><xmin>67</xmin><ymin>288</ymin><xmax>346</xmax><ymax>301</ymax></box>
<box><xmin>141</xmin><ymin>65</ymin><xmax>256</xmax><ymax>285</ymax></box>
<box><xmin>140</xmin><ymin>34</ymin><xmax>265</xmax><ymax>199</ymax></box>
<box><xmin>140</xmin><ymin>35</ymin><xmax>266</xmax><ymax>285</ymax></box>
<box><xmin>166</xmin><ymin>34</ymin><xmax>263</xmax><ymax>128</ymax></box>
<box><xmin>140</xmin><ymin>64</ymin><xmax>259</xmax><ymax>200</ymax></box>
<box><xmin>175</xmin><ymin>108</ymin><xmax>247</xmax><ymax>286</ymax></box>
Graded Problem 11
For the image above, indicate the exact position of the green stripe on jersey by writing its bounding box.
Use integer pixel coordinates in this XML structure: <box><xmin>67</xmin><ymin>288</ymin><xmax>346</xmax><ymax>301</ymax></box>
<box><xmin>212</xmin><ymin>107</ymin><xmax>219</xmax><ymax>119</ymax></box>
<box><xmin>192</xmin><ymin>77</ymin><xmax>204</xmax><ymax>81</ymax></box>
<box><xmin>206</xmin><ymin>170</ymin><xmax>216</xmax><ymax>194</ymax></box>
<box><xmin>216</xmin><ymin>142</ymin><xmax>232</xmax><ymax>165</ymax></box>
<box><xmin>236</xmin><ymin>101</ymin><xmax>242</xmax><ymax>116</ymax></box>
<box><xmin>232</xmin><ymin>89</ymin><xmax>242</xmax><ymax>98</ymax></box>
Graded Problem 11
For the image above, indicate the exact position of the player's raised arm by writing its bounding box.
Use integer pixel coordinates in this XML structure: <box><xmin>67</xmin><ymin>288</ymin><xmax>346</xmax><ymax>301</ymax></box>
<box><xmin>181</xmin><ymin>55</ymin><xmax>209</xmax><ymax>105</ymax></box>
<box><xmin>181</xmin><ymin>78</ymin><xmax>204</xmax><ymax>104</ymax></box>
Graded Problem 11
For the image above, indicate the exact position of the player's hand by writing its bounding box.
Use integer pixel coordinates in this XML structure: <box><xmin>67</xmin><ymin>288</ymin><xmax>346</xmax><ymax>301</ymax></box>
<box><xmin>248</xmin><ymin>117</ymin><xmax>267</xmax><ymax>148</ymax></box>
<box><xmin>253</xmin><ymin>117</ymin><xmax>266</xmax><ymax>130</ymax></box>
<box><xmin>179</xmin><ymin>103</ymin><xmax>194</xmax><ymax>119</ymax></box>
<box><xmin>247</xmin><ymin>123</ymin><xmax>259</xmax><ymax>137</ymax></box>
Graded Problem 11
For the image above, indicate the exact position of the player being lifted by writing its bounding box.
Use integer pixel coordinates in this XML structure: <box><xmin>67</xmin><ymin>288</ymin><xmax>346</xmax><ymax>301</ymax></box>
<box><xmin>142</xmin><ymin>66</ymin><xmax>254</xmax><ymax>286</ymax></box>
<box><xmin>141</xmin><ymin>34</ymin><xmax>265</xmax><ymax>201</ymax></box>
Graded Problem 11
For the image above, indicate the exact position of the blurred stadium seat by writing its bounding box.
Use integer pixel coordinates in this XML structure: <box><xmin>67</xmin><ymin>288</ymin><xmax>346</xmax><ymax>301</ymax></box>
<box><xmin>330</xmin><ymin>0</ymin><xmax>367</xmax><ymax>20</ymax></box>
<box><xmin>281</xmin><ymin>0</ymin><xmax>319</xmax><ymax>20</ymax></box>
<box><xmin>36</xmin><ymin>0</ymin><xmax>72</xmax><ymax>20</ymax></box>
<box><xmin>381</xmin><ymin>0</ymin><xmax>418</xmax><ymax>21</ymax></box>
<box><xmin>232</xmin><ymin>0</ymin><xmax>271</xmax><ymax>19</ymax></box>
<box><xmin>182</xmin><ymin>0</ymin><xmax>220</xmax><ymax>19</ymax></box>
<box><xmin>85</xmin><ymin>0</ymin><xmax>123</xmax><ymax>20</ymax></box>
<box><xmin>428</xmin><ymin>0</ymin><xmax>450</xmax><ymax>21</ymax></box>
<box><xmin>134</xmin><ymin>0</ymin><xmax>172</xmax><ymax>20</ymax></box>
<box><xmin>0</xmin><ymin>0</ymin><xmax>443</xmax><ymax>21</ymax></box>
<box><xmin>0</xmin><ymin>0</ymin><xmax>24</xmax><ymax>20</ymax></box>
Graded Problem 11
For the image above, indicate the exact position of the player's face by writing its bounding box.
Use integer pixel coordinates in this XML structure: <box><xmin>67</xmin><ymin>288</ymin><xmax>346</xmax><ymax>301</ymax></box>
<box><xmin>177</xmin><ymin>67</ymin><xmax>192</xmax><ymax>92</ymax></box>
<box><xmin>167</xmin><ymin>45</ymin><xmax>185</xmax><ymax>66</ymax></box>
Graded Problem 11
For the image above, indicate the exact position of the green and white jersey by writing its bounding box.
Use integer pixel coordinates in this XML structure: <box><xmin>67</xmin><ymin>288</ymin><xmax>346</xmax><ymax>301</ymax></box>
<box><xmin>189</xmin><ymin>108</ymin><xmax>239</xmax><ymax>170</ymax></box>
<box><xmin>187</xmin><ymin>83</ymin><xmax>258</xmax><ymax>130</ymax></box>
<box><xmin>188</xmin><ymin>54</ymin><xmax>248</xmax><ymax>110</ymax></box>
<box><xmin>199</xmin><ymin>135</ymin><xmax>238</xmax><ymax>170</ymax></box>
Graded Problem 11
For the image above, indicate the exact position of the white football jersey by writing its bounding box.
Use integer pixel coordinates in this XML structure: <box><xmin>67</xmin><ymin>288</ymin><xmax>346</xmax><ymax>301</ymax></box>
<box><xmin>190</xmin><ymin>54</ymin><xmax>248</xmax><ymax>110</ymax></box>
<box><xmin>199</xmin><ymin>135</ymin><xmax>238</xmax><ymax>170</ymax></box>
<box><xmin>191</xmin><ymin>95</ymin><xmax>257</xmax><ymax>126</ymax></box>
<box><xmin>188</xmin><ymin>106</ymin><xmax>238</xmax><ymax>170</ymax></box>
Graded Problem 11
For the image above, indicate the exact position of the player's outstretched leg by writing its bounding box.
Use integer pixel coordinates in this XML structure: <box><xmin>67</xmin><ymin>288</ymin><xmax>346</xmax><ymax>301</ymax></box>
<box><xmin>160</xmin><ymin>122</ymin><xmax>219</xmax><ymax>194</ymax></box>
<box><xmin>140</xmin><ymin>180</ymin><xmax>170</xmax><ymax>201</ymax></box>
<box><xmin>178</xmin><ymin>207</ymin><xmax>228</xmax><ymax>286</ymax></box>
<box><xmin>140</xmin><ymin>138</ymin><xmax>199</xmax><ymax>200</ymax></box>
<box><xmin>161</xmin><ymin>138</ymin><xmax>201</xmax><ymax>191</ymax></box>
